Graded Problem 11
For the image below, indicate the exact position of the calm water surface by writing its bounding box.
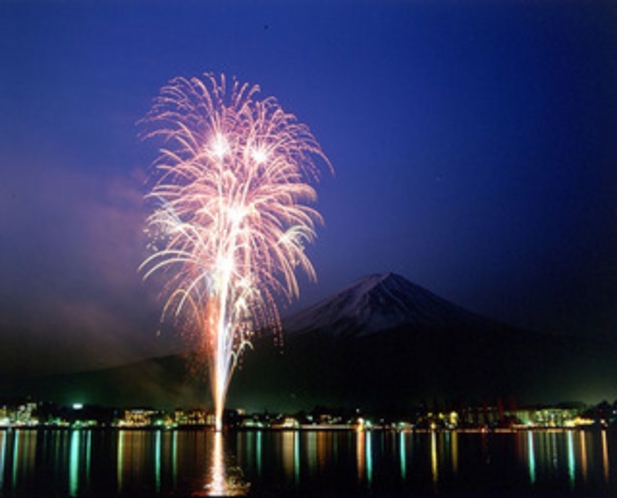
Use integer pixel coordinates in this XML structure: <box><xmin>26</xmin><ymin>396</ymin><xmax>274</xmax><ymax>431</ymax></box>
<box><xmin>1</xmin><ymin>428</ymin><xmax>616</xmax><ymax>496</ymax></box>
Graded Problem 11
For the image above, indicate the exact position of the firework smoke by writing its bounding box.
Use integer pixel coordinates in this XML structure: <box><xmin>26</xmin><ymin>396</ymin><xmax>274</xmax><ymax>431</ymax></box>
<box><xmin>140</xmin><ymin>73</ymin><xmax>330</xmax><ymax>430</ymax></box>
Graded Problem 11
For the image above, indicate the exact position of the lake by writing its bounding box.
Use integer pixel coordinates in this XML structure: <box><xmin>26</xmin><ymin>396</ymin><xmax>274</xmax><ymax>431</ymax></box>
<box><xmin>1</xmin><ymin>427</ymin><xmax>616</xmax><ymax>496</ymax></box>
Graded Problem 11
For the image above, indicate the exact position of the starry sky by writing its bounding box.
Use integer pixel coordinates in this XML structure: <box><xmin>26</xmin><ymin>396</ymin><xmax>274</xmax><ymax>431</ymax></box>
<box><xmin>1</xmin><ymin>1</ymin><xmax>616</xmax><ymax>378</ymax></box>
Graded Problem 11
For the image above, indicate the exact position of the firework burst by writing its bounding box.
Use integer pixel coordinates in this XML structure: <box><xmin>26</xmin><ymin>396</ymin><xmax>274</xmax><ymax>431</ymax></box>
<box><xmin>140</xmin><ymin>73</ymin><xmax>330</xmax><ymax>430</ymax></box>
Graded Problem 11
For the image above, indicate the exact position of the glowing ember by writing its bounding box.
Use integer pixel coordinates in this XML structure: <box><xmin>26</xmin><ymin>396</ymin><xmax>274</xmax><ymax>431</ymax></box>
<box><xmin>140</xmin><ymin>73</ymin><xmax>330</xmax><ymax>431</ymax></box>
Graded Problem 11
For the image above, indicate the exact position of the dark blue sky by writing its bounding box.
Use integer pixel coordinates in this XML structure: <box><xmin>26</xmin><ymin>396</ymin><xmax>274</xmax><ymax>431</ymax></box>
<box><xmin>1</xmin><ymin>1</ymin><xmax>616</xmax><ymax>376</ymax></box>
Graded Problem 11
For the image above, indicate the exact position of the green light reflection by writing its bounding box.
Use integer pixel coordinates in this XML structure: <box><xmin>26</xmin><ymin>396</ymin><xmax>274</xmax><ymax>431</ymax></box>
<box><xmin>69</xmin><ymin>430</ymin><xmax>80</xmax><ymax>497</ymax></box>
<box><xmin>366</xmin><ymin>431</ymin><xmax>373</xmax><ymax>486</ymax></box>
<box><xmin>527</xmin><ymin>431</ymin><xmax>536</xmax><ymax>484</ymax></box>
<box><xmin>294</xmin><ymin>431</ymin><xmax>300</xmax><ymax>483</ymax></box>
<box><xmin>567</xmin><ymin>431</ymin><xmax>575</xmax><ymax>488</ymax></box>
<box><xmin>399</xmin><ymin>431</ymin><xmax>406</xmax><ymax>479</ymax></box>
<box><xmin>256</xmin><ymin>431</ymin><xmax>262</xmax><ymax>476</ymax></box>
<box><xmin>0</xmin><ymin>431</ymin><xmax>6</xmax><ymax>491</ymax></box>
<box><xmin>85</xmin><ymin>430</ymin><xmax>91</xmax><ymax>488</ymax></box>
<box><xmin>12</xmin><ymin>430</ymin><xmax>20</xmax><ymax>488</ymax></box>
<box><xmin>155</xmin><ymin>430</ymin><xmax>161</xmax><ymax>493</ymax></box>
<box><xmin>172</xmin><ymin>431</ymin><xmax>178</xmax><ymax>488</ymax></box>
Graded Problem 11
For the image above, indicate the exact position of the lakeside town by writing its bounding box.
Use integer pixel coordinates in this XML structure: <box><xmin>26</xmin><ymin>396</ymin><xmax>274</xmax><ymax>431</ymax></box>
<box><xmin>2</xmin><ymin>397</ymin><xmax>616</xmax><ymax>432</ymax></box>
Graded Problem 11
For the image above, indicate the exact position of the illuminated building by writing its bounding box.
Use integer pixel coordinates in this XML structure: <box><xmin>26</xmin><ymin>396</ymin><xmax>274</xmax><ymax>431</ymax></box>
<box><xmin>0</xmin><ymin>405</ymin><xmax>8</xmax><ymax>426</ymax></box>
<box><xmin>119</xmin><ymin>409</ymin><xmax>157</xmax><ymax>428</ymax></box>
<box><xmin>174</xmin><ymin>408</ymin><xmax>207</xmax><ymax>426</ymax></box>
<box><xmin>14</xmin><ymin>402</ymin><xmax>38</xmax><ymax>426</ymax></box>
<box><xmin>274</xmin><ymin>417</ymin><xmax>300</xmax><ymax>429</ymax></box>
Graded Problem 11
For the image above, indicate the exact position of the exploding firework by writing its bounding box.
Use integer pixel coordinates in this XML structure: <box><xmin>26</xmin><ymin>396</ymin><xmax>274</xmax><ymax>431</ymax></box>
<box><xmin>140</xmin><ymin>73</ymin><xmax>330</xmax><ymax>431</ymax></box>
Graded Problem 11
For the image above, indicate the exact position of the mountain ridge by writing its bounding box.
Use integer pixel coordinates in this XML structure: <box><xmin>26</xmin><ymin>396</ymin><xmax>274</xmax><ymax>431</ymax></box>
<box><xmin>283</xmin><ymin>272</ymin><xmax>508</xmax><ymax>338</ymax></box>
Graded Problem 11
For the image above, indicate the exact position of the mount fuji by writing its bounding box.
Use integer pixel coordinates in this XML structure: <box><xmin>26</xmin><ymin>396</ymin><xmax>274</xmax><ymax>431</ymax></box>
<box><xmin>283</xmin><ymin>272</ymin><xmax>493</xmax><ymax>338</ymax></box>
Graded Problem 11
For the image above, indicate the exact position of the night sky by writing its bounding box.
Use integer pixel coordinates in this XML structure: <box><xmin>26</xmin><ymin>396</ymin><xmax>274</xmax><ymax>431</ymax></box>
<box><xmin>1</xmin><ymin>1</ymin><xmax>616</xmax><ymax>378</ymax></box>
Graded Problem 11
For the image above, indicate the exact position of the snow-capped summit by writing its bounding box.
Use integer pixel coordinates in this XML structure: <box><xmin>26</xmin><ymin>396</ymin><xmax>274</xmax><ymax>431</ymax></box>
<box><xmin>283</xmin><ymin>272</ymin><xmax>485</xmax><ymax>337</ymax></box>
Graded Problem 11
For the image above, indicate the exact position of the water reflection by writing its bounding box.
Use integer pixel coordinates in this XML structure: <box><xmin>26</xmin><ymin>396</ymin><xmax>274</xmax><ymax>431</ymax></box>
<box><xmin>203</xmin><ymin>431</ymin><xmax>225</xmax><ymax>495</ymax></box>
<box><xmin>172</xmin><ymin>430</ymin><xmax>178</xmax><ymax>488</ymax></box>
<box><xmin>0</xmin><ymin>431</ymin><xmax>6</xmax><ymax>491</ymax></box>
<box><xmin>11</xmin><ymin>430</ymin><xmax>20</xmax><ymax>487</ymax></box>
<box><xmin>527</xmin><ymin>430</ymin><xmax>536</xmax><ymax>483</ymax></box>
<box><xmin>154</xmin><ymin>430</ymin><xmax>161</xmax><ymax>493</ymax></box>
<box><xmin>356</xmin><ymin>430</ymin><xmax>368</xmax><ymax>483</ymax></box>
<box><xmin>11</xmin><ymin>429</ymin><xmax>36</xmax><ymax>489</ymax></box>
<box><xmin>256</xmin><ymin>430</ymin><xmax>262</xmax><ymax>475</ymax></box>
<box><xmin>580</xmin><ymin>431</ymin><xmax>587</xmax><ymax>481</ymax></box>
<box><xmin>451</xmin><ymin>430</ymin><xmax>458</xmax><ymax>475</ymax></box>
<box><xmin>69</xmin><ymin>430</ymin><xmax>80</xmax><ymax>496</ymax></box>
<box><xmin>602</xmin><ymin>430</ymin><xmax>610</xmax><ymax>483</ymax></box>
<box><xmin>516</xmin><ymin>429</ymin><xmax>614</xmax><ymax>490</ymax></box>
<box><xmin>116</xmin><ymin>430</ymin><xmax>125</xmax><ymax>490</ymax></box>
<box><xmin>567</xmin><ymin>431</ymin><xmax>574</xmax><ymax>487</ymax></box>
<box><xmin>430</xmin><ymin>431</ymin><xmax>438</xmax><ymax>486</ymax></box>
<box><xmin>201</xmin><ymin>431</ymin><xmax>249</xmax><ymax>496</ymax></box>
<box><xmin>399</xmin><ymin>431</ymin><xmax>407</xmax><ymax>479</ymax></box>
<box><xmin>365</xmin><ymin>431</ymin><xmax>373</xmax><ymax>485</ymax></box>
<box><xmin>356</xmin><ymin>430</ymin><xmax>364</xmax><ymax>481</ymax></box>
<box><xmin>68</xmin><ymin>429</ymin><xmax>92</xmax><ymax>495</ymax></box>
<box><xmin>0</xmin><ymin>428</ymin><xmax>616</xmax><ymax>495</ymax></box>
<box><xmin>281</xmin><ymin>430</ymin><xmax>299</xmax><ymax>482</ymax></box>
<box><xmin>306</xmin><ymin>431</ymin><xmax>317</xmax><ymax>475</ymax></box>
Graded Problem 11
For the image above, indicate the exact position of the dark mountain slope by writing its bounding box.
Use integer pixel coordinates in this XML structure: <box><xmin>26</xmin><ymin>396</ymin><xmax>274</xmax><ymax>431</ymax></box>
<box><xmin>0</xmin><ymin>355</ymin><xmax>208</xmax><ymax>410</ymax></box>
<box><xmin>232</xmin><ymin>316</ymin><xmax>617</xmax><ymax>415</ymax></box>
